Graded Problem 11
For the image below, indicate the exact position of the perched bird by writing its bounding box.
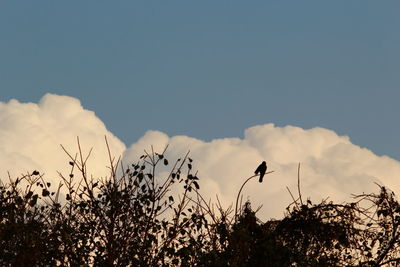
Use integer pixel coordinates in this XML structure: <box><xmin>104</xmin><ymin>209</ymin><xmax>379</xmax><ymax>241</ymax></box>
<box><xmin>255</xmin><ymin>161</ymin><xmax>267</xmax><ymax>183</ymax></box>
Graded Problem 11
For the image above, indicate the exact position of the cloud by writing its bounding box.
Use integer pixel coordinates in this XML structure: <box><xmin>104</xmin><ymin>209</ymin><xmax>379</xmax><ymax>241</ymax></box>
<box><xmin>1</xmin><ymin>94</ymin><xmax>400</xmax><ymax>219</ymax></box>
<box><xmin>123</xmin><ymin>125</ymin><xmax>400</xmax><ymax>219</ymax></box>
<box><xmin>0</xmin><ymin>94</ymin><xmax>126</xmax><ymax>181</ymax></box>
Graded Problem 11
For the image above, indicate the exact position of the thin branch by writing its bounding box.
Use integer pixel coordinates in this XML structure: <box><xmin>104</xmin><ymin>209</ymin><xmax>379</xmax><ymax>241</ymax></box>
<box><xmin>234</xmin><ymin>170</ymin><xmax>274</xmax><ymax>221</ymax></box>
<box><xmin>297</xmin><ymin>162</ymin><xmax>303</xmax><ymax>206</ymax></box>
<box><xmin>286</xmin><ymin>186</ymin><xmax>300</xmax><ymax>210</ymax></box>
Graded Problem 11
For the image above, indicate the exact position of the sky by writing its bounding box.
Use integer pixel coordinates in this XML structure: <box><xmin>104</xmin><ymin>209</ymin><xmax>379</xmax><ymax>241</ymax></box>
<box><xmin>1</xmin><ymin>2</ymin><xmax>400</xmax><ymax>219</ymax></box>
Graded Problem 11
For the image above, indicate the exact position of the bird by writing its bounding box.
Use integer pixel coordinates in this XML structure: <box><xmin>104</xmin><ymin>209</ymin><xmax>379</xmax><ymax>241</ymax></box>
<box><xmin>255</xmin><ymin>161</ymin><xmax>267</xmax><ymax>183</ymax></box>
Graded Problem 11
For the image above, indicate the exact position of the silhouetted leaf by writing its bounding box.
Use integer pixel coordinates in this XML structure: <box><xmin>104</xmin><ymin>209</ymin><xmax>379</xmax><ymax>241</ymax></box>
<box><xmin>42</xmin><ymin>189</ymin><xmax>49</xmax><ymax>197</ymax></box>
<box><xmin>25</xmin><ymin>191</ymin><xmax>33</xmax><ymax>199</ymax></box>
<box><xmin>193</xmin><ymin>181</ymin><xmax>200</xmax><ymax>190</ymax></box>
<box><xmin>29</xmin><ymin>194</ymin><xmax>38</xmax><ymax>206</ymax></box>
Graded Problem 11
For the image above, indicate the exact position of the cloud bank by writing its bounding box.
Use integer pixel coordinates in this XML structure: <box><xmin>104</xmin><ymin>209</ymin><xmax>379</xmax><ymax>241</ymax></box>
<box><xmin>1</xmin><ymin>94</ymin><xmax>400</xmax><ymax>219</ymax></box>
<box><xmin>0</xmin><ymin>94</ymin><xmax>126</xmax><ymax>180</ymax></box>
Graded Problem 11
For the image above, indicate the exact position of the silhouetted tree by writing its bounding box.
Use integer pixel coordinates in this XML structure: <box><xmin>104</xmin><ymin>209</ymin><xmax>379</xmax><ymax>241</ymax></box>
<box><xmin>0</xmin><ymin>140</ymin><xmax>399</xmax><ymax>266</ymax></box>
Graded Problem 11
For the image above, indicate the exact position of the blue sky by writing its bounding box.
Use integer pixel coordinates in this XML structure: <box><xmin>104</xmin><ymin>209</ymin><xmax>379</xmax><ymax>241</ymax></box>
<box><xmin>1</xmin><ymin>1</ymin><xmax>400</xmax><ymax>160</ymax></box>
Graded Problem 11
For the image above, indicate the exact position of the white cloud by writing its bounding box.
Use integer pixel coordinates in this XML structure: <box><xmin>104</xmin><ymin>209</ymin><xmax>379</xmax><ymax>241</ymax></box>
<box><xmin>123</xmin><ymin>125</ymin><xmax>400</xmax><ymax>219</ymax></box>
<box><xmin>0</xmin><ymin>94</ymin><xmax>126</xmax><ymax>181</ymax></box>
<box><xmin>1</xmin><ymin>94</ymin><xmax>400</xmax><ymax>220</ymax></box>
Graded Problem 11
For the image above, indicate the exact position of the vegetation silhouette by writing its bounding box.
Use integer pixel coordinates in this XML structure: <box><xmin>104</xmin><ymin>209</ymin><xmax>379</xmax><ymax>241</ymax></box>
<box><xmin>0</xmin><ymin>139</ymin><xmax>399</xmax><ymax>266</ymax></box>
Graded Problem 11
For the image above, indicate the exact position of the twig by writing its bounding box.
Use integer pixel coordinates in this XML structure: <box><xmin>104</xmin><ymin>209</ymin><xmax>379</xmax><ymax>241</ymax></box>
<box><xmin>286</xmin><ymin>186</ymin><xmax>300</xmax><ymax>210</ymax></box>
<box><xmin>234</xmin><ymin>170</ymin><xmax>274</xmax><ymax>221</ymax></box>
<box><xmin>297</xmin><ymin>163</ymin><xmax>303</xmax><ymax>205</ymax></box>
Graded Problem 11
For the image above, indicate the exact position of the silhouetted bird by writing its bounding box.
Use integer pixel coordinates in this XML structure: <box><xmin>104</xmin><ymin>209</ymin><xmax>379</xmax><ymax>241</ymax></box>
<box><xmin>255</xmin><ymin>161</ymin><xmax>267</xmax><ymax>183</ymax></box>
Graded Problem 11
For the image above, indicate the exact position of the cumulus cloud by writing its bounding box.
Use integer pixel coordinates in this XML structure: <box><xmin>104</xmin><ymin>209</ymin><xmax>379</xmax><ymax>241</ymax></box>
<box><xmin>123</xmin><ymin>125</ymin><xmax>400</xmax><ymax>219</ymax></box>
<box><xmin>0</xmin><ymin>94</ymin><xmax>126</xmax><ymax>181</ymax></box>
<box><xmin>1</xmin><ymin>94</ymin><xmax>400</xmax><ymax>219</ymax></box>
